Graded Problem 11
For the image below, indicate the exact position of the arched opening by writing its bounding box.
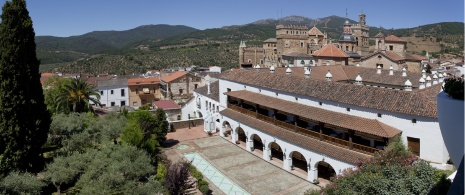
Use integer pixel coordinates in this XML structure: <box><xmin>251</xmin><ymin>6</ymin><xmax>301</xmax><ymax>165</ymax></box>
<box><xmin>251</xmin><ymin>134</ymin><xmax>263</xmax><ymax>152</ymax></box>
<box><xmin>269</xmin><ymin>142</ymin><xmax>283</xmax><ymax>161</ymax></box>
<box><xmin>290</xmin><ymin>151</ymin><xmax>307</xmax><ymax>173</ymax></box>
<box><xmin>197</xmin><ymin>111</ymin><xmax>203</xmax><ymax>118</ymax></box>
<box><xmin>237</xmin><ymin>127</ymin><xmax>246</xmax><ymax>144</ymax></box>
<box><xmin>315</xmin><ymin>161</ymin><xmax>336</xmax><ymax>180</ymax></box>
<box><xmin>222</xmin><ymin>121</ymin><xmax>231</xmax><ymax>138</ymax></box>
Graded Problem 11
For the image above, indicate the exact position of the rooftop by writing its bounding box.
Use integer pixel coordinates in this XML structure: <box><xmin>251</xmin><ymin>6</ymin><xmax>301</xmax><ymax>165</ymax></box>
<box><xmin>308</xmin><ymin>26</ymin><xmax>324</xmax><ymax>36</ymax></box>
<box><xmin>194</xmin><ymin>81</ymin><xmax>219</xmax><ymax>102</ymax></box>
<box><xmin>384</xmin><ymin>35</ymin><xmax>406</xmax><ymax>43</ymax></box>
<box><xmin>161</xmin><ymin>71</ymin><xmax>187</xmax><ymax>83</ymax></box>
<box><xmin>97</xmin><ymin>78</ymin><xmax>128</xmax><ymax>88</ymax></box>
<box><xmin>127</xmin><ymin>77</ymin><xmax>160</xmax><ymax>86</ymax></box>
<box><xmin>312</xmin><ymin>44</ymin><xmax>349</xmax><ymax>58</ymax></box>
<box><xmin>154</xmin><ymin>100</ymin><xmax>180</xmax><ymax>110</ymax></box>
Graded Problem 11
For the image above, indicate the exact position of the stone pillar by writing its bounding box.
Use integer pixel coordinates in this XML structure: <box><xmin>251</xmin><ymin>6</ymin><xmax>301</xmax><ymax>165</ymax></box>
<box><xmin>232</xmin><ymin>130</ymin><xmax>238</xmax><ymax>143</ymax></box>
<box><xmin>246</xmin><ymin>139</ymin><xmax>254</xmax><ymax>152</ymax></box>
<box><xmin>220</xmin><ymin>126</ymin><xmax>226</xmax><ymax>137</ymax></box>
<box><xmin>263</xmin><ymin>147</ymin><xmax>271</xmax><ymax>161</ymax></box>
<box><xmin>283</xmin><ymin>153</ymin><xmax>292</xmax><ymax>171</ymax></box>
<box><xmin>370</xmin><ymin>139</ymin><xmax>375</xmax><ymax>148</ymax></box>
<box><xmin>308</xmin><ymin>168</ymin><xmax>318</xmax><ymax>182</ymax></box>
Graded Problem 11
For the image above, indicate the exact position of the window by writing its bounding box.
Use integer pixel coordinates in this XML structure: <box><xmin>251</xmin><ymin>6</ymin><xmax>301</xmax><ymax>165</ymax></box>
<box><xmin>407</xmin><ymin>137</ymin><xmax>420</xmax><ymax>156</ymax></box>
<box><xmin>377</xmin><ymin>113</ymin><xmax>382</xmax><ymax>118</ymax></box>
<box><xmin>121</xmin><ymin>89</ymin><xmax>125</xmax><ymax>97</ymax></box>
<box><xmin>259</xmin><ymin>89</ymin><xmax>261</xmax><ymax>92</ymax></box>
<box><xmin>275</xmin><ymin>92</ymin><xmax>278</xmax><ymax>96</ymax></box>
<box><xmin>244</xmin><ymin>86</ymin><xmax>246</xmax><ymax>89</ymax></box>
<box><xmin>121</xmin><ymin>101</ymin><xmax>126</xmax><ymax>106</ymax></box>
<box><xmin>319</xmin><ymin>102</ymin><xmax>323</xmax><ymax>106</ymax></box>
<box><xmin>301</xmin><ymin>42</ymin><xmax>304</xmax><ymax>48</ymax></box>
<box><xmin>100</xmin><ymin>91</ymin><xmax>103</xmax><ymax>95</ymax></box>
<box><xmin>110</xmin><ymin>90</ymin><xmax>114</xmax><ymax>95</ymax></box>
<box><xmin>136</xmin><ymin>88</ymin><xmax>139</xmax><ymax>94</ymax></box>
<box><xmin>133</xmin><ymin>102</ymin><xmax>138</xmax><ymax>106</ymax></box>
<box><xmin>295</xmin><ymin>97</ymin><xmax>298</xmax><ymax>101</ymax></box>
<box><xmin>260</xmin><ymin>59</ymin><xmax>264</xmax><ymax>64</ymax></box>
<box><xmin>194</xmin><ymin>84</ymin><xmax>198</xmax><ymax>89</ymax></box>
<box><xmin>389</xmin><ymin>45</ymin><xmax>393</xmax><ymax>51</ymax></box>
<box><xmin>412</xmin><ymin>119</ymin><xmax>417</xmax><ymax>123</ymax></box>
<box><xmin>179</xmin><ymin>89</ymin><xmax>183</xmax><ymax>94</ymax></box>
<box><xmin>227</xmin><ymin>88</ymin><xmax>231</xmax><ymax>92</ymax></box>
<box><xmin>376</xmin><ymin>64</ymin><xmax>384</xmax><ymax>69</ymax></box>
<box><xmin>248</xmin><ymin>59</ymin><xmax>252</xmax><ymax>63</ymax></box>
<box><xmin>111</xmin><ymin>102</ymin><xmax>115</xmax><ymax>106</ymax></box>
<box><xmin>346</xmin><ymin>46</ymin><xmax>349</xmax><ymax>51</ymax></box>
<box><xmin>346</xmin><ymin>108</ymin><xmax>350</xmax><ymax>112</ymax></box>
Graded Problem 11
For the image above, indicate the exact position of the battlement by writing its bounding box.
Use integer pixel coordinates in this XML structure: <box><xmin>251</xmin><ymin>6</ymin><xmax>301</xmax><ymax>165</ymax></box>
<box><xmin>276</xmin><ymin>24</ymin><xmax>308</xmax><ymax>30</ymax></box>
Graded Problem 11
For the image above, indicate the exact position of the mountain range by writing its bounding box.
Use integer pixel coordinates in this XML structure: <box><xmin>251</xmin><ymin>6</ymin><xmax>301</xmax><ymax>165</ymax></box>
<box><xmin>36</xmin><ymin>15</ymin><xmax>464</xmax><ymax>74</ymax></box>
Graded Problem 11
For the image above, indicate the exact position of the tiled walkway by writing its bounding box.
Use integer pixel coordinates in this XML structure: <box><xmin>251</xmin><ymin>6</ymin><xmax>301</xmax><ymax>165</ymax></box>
<box><xmin>164</xmin><ymin>129</ymin><xmax>320</xmax><ymax>195</ymax></box>
<box><xmin>185</xmin><ymin>152</ymin><xmax>250</xmax><ymax>195</ymax></box>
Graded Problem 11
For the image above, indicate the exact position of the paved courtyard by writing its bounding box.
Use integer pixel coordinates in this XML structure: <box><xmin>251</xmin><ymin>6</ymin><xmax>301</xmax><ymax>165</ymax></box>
<box><xmin>164</xmin><ymin>127</ymin><xmax>319</xmax><ymax>195</ymax></box>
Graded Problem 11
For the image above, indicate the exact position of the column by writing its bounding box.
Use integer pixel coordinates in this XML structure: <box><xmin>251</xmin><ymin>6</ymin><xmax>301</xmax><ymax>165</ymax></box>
<box><xmin>294</xmin><ymin>115</ymin><xmax>299</xmax><ymax>131</ymax></box>
<box><xmin>308</xmin><ymin>168</ymin><xmax>318</xmax><ymax>182</ymax></box>
<box><xmin>283</xmin><ymin>152</ymin><xmax>292</xmax><ymax>171</ymax></box>
<box><xmin>370</xmin><ymin>139</ymin><xmax>375</xmax><ymax>148</ymax></box>
<box><xmin>263</xmin><ymin>146</ymin><xmax>271</xmax><ymax>161</ymax></box>
<box><xmin>348</xmin><ymin>130</ymin><xmax>354</xmax><ymax>149</ymax></box>
<box><xmin>319</xmin><ymin>122</ymin><xmax>324</xmax><ymax>141</ymax></box>
<box><xmin>246</xmin><ymin>139</ymin><xmax>254</xmax><ymax>152</ymax></box>
<box><xmin>220</xmin><ymin>126</ymin><xmax>225</xmax><ymax>137</ymax></box>
<box><xmin>232</xmin><ymin>129</ymin><xmax>238</xmax><ymax>143</ymax></box>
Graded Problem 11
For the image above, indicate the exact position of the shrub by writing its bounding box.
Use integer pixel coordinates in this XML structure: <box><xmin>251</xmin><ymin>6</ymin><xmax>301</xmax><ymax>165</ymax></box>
<box><xmin>443</xmin><ymin>76</ymin><xmax>464</xmax><ymax>100</ymax></box>
<box><xmin>199</xmin><ymin>183</ymin><xmax>209</xmax><ymax>195</ymax></box>
<box><xmin>189</xmin><ymin>165</ymin><xmax>203</xmax><ymax>181</ymax></box>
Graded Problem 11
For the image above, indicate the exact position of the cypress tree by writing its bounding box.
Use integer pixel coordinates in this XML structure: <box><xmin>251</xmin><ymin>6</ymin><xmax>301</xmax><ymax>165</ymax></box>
<box><xmin>0</xmin><ymin>0</ymin><xmax>51</xmax><ymax>175</ymax></box>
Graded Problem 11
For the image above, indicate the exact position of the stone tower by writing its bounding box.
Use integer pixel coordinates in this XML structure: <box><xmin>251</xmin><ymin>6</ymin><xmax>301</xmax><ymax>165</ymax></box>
<box><xmin>351</xmin><ymin>13</ymin><xmax>370</xmax><ymax>56</ymax></box>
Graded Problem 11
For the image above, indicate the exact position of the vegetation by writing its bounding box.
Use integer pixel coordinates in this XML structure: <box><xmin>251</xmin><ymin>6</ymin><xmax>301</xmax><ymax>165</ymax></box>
<box><xmin>0</xmin><ymin>0</ymin><xmax>51</xmax><ymax>175</ymax></box>
<box><xmin>305</xmin><ymin>136</ymin><xmax>451</xmax><ymax>195</ymax></box>
<box><xmin>55</xmin><ymin>77</ymin><xmax>101</xmax><ymax>113</ymax></box>
<box><xmin>443</xmin><ymin>76</ymin><xmax>464</xmax><ymax>100</ymax></box>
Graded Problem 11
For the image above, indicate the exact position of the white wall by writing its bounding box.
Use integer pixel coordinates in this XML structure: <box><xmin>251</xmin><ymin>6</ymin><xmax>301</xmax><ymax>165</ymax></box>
<box><xmin>98</xmin><ymin>86</ymin><xmax>129</xmax><ymax>107</ymax></box>
<box><xmin>218</xmin><ymin>79</ymin><xmax>449</xmax><ymax>165</ymax></box>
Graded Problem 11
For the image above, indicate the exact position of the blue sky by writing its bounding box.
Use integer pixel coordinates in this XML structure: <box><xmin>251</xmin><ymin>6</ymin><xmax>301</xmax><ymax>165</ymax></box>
<box><xmin>1</xmin><ymin>0</ymin><xmax>463</xmax><ymax>37</ymax></box>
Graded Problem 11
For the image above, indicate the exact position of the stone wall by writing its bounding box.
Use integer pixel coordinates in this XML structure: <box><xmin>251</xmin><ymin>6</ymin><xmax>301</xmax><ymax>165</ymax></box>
<box><xmin>169</xmin><ymin>118</ymin><xmax>204</xmax><ymax>131</ymax></box>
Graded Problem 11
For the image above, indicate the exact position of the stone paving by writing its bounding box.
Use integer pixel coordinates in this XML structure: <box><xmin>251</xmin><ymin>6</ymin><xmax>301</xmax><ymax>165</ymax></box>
<box><xmin>165</xmin><ymin>129</ymin><xmax>320</xmax><ymax>195</ymax></box>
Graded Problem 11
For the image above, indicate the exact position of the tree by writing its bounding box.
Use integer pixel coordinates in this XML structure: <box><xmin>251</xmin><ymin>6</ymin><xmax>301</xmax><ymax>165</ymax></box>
<box><xmin>0</xmin><ymin>171</ymin><xmax>45</xmax><ymax>195</ymax></box>
<box><xmin>43</xmin><ymin>76</ymin><xmax>72</xmax><ymax>114</ymax></box>
<box><xmin>0</xmin><ymin>0</ymin><xmax>51</xmax><ymax>175</ymax></box>
<box><xmin>164</xmin><ymin>160</ymin><xmax>192</xmax><ymax>195</ymax></box>
<box><xmin>121</xmin><ymin>111</ymin><xmax>161</xmax><ymax>156</ymax></box>
<box><xmin>154</xmin><ymin>108</ymin><xmax>169</xmax><ymax>143</ymax></box>
<box><xmin>57</xmin><ymin>77</ymin><xmax>101</xmax><ymax>113</ymax></box>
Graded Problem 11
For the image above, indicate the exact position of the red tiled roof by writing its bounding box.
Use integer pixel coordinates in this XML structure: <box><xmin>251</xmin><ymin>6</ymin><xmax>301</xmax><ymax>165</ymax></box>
<box><xmin>362</xmin><ymin>51</ymin><xmax>404</xmax><ymax>62</ymax></box>
<box><xmin>405</xmin><ymin>53</ymin><xmax>427</xmax><ymax>61</ymax></box>
<box><xmin>384</xmin><ymin>35</ymin><xmax>406</xmax><ymax>43</ymax></box>
<box><xmin>154</xmin><ymin>100</ymin><xmax>180</xmax><ymax>110</ymax></box>
<box><xmin>40</xmin><ymin>72</ymin><xmax>56</xmax><ymax>85</ymax></box>
<box><xmin>161</xmin><ymin>71</ymin><xmax>187</xmax><ymax>83</ymax></box>
<box><xmin>220</xmin><ymin>109</ymin><xmax>370</xmax><ymax>164</ymax></box>
<box><xmin>308</xmin><ymin>27</ymin><xmax>324</xmax><ymax>36</ymax></box>
<box><xmin>384</xmin><ymin>51</ymin><xmax>405</xmax><ymax>61</ymax></box>
<box><xmin>219</xmin><ymin>69</ymin><xmax>438</xmax><ymax>118</ymax></box>
<box><xmin>127</xmin><ymin>77</ymin><xmax>160</xmax><ymax>86</ymax></box>
<box><xmin>225</xmin><ymin>90</ymin><xmax>401</xmax><ymax>138</ymax></box>
<box><xmin>312</xmin><ymin>44</ymin><xmax>349</xmax><ymax>58</ymax></box>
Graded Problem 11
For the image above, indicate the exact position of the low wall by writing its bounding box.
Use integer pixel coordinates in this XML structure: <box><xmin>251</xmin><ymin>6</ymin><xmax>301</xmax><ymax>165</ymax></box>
<box><xmin>169</xmin><ymin>119</ymin><xmax>203</xmax><ymax>131</ymax></box>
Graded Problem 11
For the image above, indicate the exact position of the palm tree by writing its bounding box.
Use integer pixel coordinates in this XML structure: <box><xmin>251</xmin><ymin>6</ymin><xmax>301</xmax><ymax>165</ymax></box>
<box><xmin>57</xmin><ymin>77</ymin><xmax>101</xmax><ymax>113</ymax></box>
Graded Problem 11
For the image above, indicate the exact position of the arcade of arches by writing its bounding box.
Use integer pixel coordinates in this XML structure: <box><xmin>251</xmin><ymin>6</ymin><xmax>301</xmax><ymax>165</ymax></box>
<box><xmin>220</xmin><ymin>120</ymin><xmax>339</xmax><ymax>182</ymax></box>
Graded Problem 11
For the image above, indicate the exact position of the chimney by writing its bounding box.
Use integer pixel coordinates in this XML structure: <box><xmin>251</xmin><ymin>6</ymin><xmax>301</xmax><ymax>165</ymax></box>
<box><xmin>286</xmin><ymin>67</ymin><xmax>292</xmax><ymax>75</ymax></box>
<box><xmin>401</xmin><ymin>68</ymin><xmax>407</xmax><ymax>77</ymax></box>
<box><xmin>326</xmin><ymin>70</ymin><xmax>332</xmax><ymax>81</ymax></box>
<box><xmin>205</xmin><ymin>75</ymin><xmax>211</xmax><ymax>94</ymax></box>
<box><xmin>419</xmin><ymin>77</ymin><xmax>426</xmax><ymax>89</ymax></box>
<box><xmin>355</xmin><ymin>74</ymin><xmax>363</xmax><ymax>85</ymax></box>
<box><xmin>304</xmin><ymin>68</ymin><xmax>311</xmax><ymax>78</ymax></box>
<box><xmin>422</xmin><ymin>69</ymin><xmax>426</xmax><ymax>78</ymax></box>
<box><xmin>432</xmin><ymin>74</ymin><xmax>438</xmax><ymax>85</ymax></box>
<box><xmin>389</xmin><ymin>65</ymin><xmax>394</xmax><ymax>75</ymax></box>
<box><xmin>425</xmin><ymin>76</ymin><xmax>432</xmax><ymax>87</ymax></box>
<box><xmin>255</xmin><ymin>64</ymin><xmax>260</xmax><ymax>71</ymax></box>
<box><xmin>438</xmin><ymin>73</ymin><xmax>444</xmax><ymax>82</ymax></box>
<box><xmin>404</xmin><ymin>79</ymin><xmax>412</xmax><ymax>91</ymax></box>
<box><xmin>377</xmin><ymin>65</ymin><xmax>381</xmax><ymax>74</ymax></box>
<box><xmin>270</xmin><ymin>66</ymin><xmax>275</xmax><ymax>74</ymax></box>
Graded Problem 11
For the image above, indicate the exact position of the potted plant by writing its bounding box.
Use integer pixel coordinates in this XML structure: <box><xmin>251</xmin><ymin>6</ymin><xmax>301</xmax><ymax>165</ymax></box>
<box><xmin>437</xmin><ymin>76</ymin><xmax>464</xmax><ymax>166</ymax></box>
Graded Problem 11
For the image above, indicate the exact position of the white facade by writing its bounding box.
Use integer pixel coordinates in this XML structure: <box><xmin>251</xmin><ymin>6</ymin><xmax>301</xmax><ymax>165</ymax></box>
<box><xmin>98</xmin><ymin>86</ymin><xmax>129</xmax><ymax>107</ymax></box>
<box><xmin>218</xmin><ymin>79</ymin><xmax>449</xmax><ymax>166</ymax></box>
<box><xmin>209</xmin><ymin>66</ymin><xmax>222</xmax><ymax>73</ymax></box>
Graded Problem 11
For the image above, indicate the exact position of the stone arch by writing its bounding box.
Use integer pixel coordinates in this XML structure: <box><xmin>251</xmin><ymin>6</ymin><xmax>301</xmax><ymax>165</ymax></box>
<box><xmin>288</xmin><ymin>151</ymin><xmax>308</xmax><ymax>172</ymax></box>
<box><xmin>236</xmin><ymin>126</ymin><xmax>247</xmax><ymax>143</ymax></box>
<box><xmin>249</xmin><ymin>133</ymin><xmax>264</xmax><ymax>152</ymax></box>
<box><xmin>221</xmin><ymin>120</ymin><xmax>232</xmax><ymax>137</ymax></box>
<box><xmin>268</xmin><ymin>141</ymin><xmax>283</xmax><ymax>161</ymax></box>
<box><xmin>314</xmin><ymin>161</ymin><xmax>336</xmax><ymax>180</ymax></box>
<box><xmin>196</xmin><ymin>110</ymin><xmax>203</xmax><ymax>118</ymax></box>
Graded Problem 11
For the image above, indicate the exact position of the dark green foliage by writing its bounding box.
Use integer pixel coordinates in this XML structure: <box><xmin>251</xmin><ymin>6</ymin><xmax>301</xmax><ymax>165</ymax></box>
<box><xmin>56</xmin><ymin>77</ymin><xmax>101</xmax><ymax>113</ymax></box>
<box><xmin>43</xmin><ymin>76</ymin><xmax>73</xmax><ymax>114</ymax></box>
<box><xmin>189</xmin><ymin>165</ymin><xmax>203</xmax><ymax>181</ymax></box>
<box><xmin>0</xmin><ymin>171</ymin><xmax>46</xmax><ymax>195</ymax></box>
<box><xmin>305</xmin><ymin>136</ymin><xmax>448</xmax><ymax>195</ymax></box>
<box><xmin>154</xmin><ymin>108</ymin><xmax>169</xmax><ymax>143</ymax></box>
<box><xmin>121</xmin><ymin>111</ymin><xmax>161</xmax><ymax>155</ymax></box>
<box><xmin>0</xmin><ymin>0</ymin><xmax>51</xmax><ymax>175</ymax></box>
<box><xmin>442</xmin><ymin>76</ymin><xmax>464</xmax><ymax>100</ymax></box>
<box><xmin>199</xmin><ymin>183</ymin><xmax>209</xmax><ymax>195</ymax></box>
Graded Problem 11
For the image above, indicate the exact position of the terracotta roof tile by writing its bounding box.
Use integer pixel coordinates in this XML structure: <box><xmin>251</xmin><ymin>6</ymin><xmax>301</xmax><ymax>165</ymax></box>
<box><xmin>194</xmin><ymin>81</ymin><xmax>219</xmax><ymax>102</ymax></box>
<box><xmin>308</xmin><ymin>27</ymin><xmax>324</xmax><ymax>36</ymax></box>
<box><xmin>312</xmin><ymin>44</ymin><xmax>349</xmax><ymax>58</ymax></box>
<box><xmin>384</xmin><ymin>35</ymin><xmax>406</xmax><ymax>43</ymax></box>
<box><xmin>220</xmin><ymin>109</ymin><xmax>371</xmax><ymax>164</ymax></box>
<box><xmin>161</xmin><ymin>71</ymin><xmax>187</xmax><ymax>83</ymax></box>
<box><xmin>342</xmin><ymin>66</ymin><xmax>428</xmax><ymax>88</ymax></box>
<box><xmin>384</xmin><ymin>51</ymin><xmax>405</xmax><ymax>61</ymax></box>
<box><xmin>225</xmin><ymin>90</ymin><xmax>401</xmax><ymax>138</ymax></box>
<box><xmin>127</xmin><ymin>77</ymin><xmax>160</xmax><ymax>86</ymax></box>
<box><xmin>219</xmin><ymin>69</ymin><xmax>438</xmax><ymax>118</ymax></box>
<box><xmin>405</xmin><ymin>53</ymin><xmax>427</xmax><ymax>61</ymax></box>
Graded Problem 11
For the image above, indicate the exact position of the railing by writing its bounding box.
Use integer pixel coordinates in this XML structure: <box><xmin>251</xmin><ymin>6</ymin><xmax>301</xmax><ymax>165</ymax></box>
<box><xmin>227</xmin><ymin>102</ymin><xmax>380</xmax><ymax>155</ymax></box>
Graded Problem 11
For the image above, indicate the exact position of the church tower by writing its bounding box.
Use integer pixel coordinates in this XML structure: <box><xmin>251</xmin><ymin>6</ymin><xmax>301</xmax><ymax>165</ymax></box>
<box><xmin>351</xmin><ymin>13</ymin><xmax>370</xmax><ymax>56</ymax></box>
<box><xmin>338</xmin><ymin>11</ymin><xmax>357</xmax><ymax>53</ymax></box>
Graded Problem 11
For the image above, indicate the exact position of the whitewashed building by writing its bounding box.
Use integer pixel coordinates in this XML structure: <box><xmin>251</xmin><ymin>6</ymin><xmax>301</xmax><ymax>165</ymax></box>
<box><xmin>183</xmin><ymin>66</ymin><xmax>450</xmax><ymax>183</ymax></box>
<box><xmin>97</xmin><ymin>78</ymin><xmax>129</xmax><ymax>107</ymax></box>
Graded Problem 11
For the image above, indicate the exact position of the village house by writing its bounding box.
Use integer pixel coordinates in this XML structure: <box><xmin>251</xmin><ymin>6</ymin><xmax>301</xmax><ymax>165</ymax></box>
<box><xmin>127</xmin><ymin>77</ymin><xmax>161</xmax><ymax>109</ymax></box>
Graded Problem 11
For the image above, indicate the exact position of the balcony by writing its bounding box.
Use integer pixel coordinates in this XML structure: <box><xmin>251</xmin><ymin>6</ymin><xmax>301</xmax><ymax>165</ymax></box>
<box><xmin>227</xmin><ymin>103</ymin><xmax>380</xmax><ymax>155</ymax></box>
